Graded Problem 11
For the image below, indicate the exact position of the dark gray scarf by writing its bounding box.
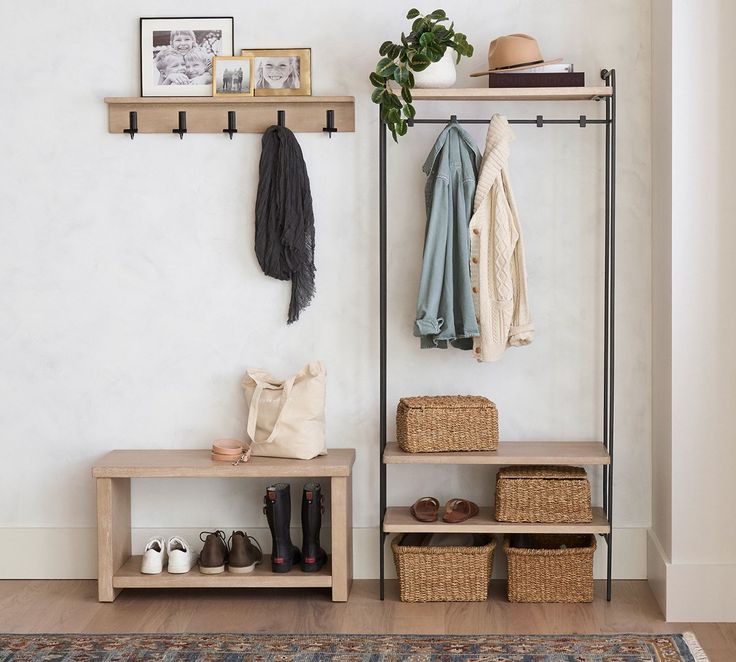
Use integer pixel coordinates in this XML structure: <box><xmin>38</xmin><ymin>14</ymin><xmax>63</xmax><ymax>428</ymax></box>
<box><xmin>255</xmin><ymin>125</ymin><xmax>315</xmax><ymax>324</ymax></box>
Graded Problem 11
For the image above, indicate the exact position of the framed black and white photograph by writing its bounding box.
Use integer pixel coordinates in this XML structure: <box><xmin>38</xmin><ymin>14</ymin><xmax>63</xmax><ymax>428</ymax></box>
<box><xmin>212</xmin><ymin>56</ymin><xmax>254</xmax><ymax>97</ymax></box>
<box><xmin>241</xmin><ymin>48</ymin><xmax>311</xmax><ymax>96</ymax></box>
<box><xmin>140</xmin><ymin>17</ymin><xmax>234</xmax><ymax>97</ymax></box>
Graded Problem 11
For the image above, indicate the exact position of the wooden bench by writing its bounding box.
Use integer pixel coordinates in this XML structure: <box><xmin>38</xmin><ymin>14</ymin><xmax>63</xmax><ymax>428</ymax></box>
<box><xmin>92</xmin><ymin>448</ymin><xmax>355</xmax><ymax>602</ymax></box>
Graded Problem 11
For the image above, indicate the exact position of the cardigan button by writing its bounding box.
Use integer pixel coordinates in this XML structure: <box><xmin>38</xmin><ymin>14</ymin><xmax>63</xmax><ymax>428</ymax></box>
<box><xmin>472</xmin><ymin>287</ymin><xmax>478</xmax><ymax>293</ymax></box>
<box><xmin>472</xmin><ymin>228</ymin><xmax>480</xmax><ymax>235</ymax></box>
<box><xmin>474</xmin><ymin>347</ymin><xmax>481</xmax><ymax>354</ymax></box>
<box><xmin>471</xmin><ymin>257</ymin><xmax>478</xmax><ymax>264</ymax></box>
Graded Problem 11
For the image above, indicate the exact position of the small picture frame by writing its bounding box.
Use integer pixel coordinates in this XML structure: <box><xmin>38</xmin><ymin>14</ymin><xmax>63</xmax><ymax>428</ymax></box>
<box><xmin>140</xmin><ymin>16</ymin><xmax>234</xmax><ymax>97</ymax></box>
<box><xmin>241</xmin><ymin>48</ymin><xmax>311</xmax><ymax>96</ymax></box>
<box><xmin>213</xmin><ymin>56</ymin><xmax>254</xmax><ymax>97</ymax></box>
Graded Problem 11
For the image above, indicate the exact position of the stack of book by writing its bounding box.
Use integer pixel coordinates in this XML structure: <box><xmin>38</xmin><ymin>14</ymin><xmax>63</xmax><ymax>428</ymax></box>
<box><xmin>488</xmin><ymin>63</ymin><xmax>584</xmax><ymax>88</ymax></box>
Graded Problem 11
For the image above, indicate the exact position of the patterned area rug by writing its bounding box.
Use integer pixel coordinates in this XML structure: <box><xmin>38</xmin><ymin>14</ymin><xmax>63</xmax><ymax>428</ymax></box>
<box><xmin>0</xmin><ymin>632</ymin><xmax>709</xmax><ymax>661</ymax></box>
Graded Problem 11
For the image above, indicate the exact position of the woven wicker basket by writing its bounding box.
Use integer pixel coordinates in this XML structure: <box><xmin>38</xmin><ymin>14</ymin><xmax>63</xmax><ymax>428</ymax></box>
<box><xmin>504</xmin><ymin>534</ymin><xmax>596</xmax><ymax>603</ymax></box>
<box><xmin>495</xmin><ymin>465</ymin><xmax>593</xmax><ymax>523</ymax></box>
<box><xmin>392</xmin><ymin>534</ymin><xmax>496</xmax><ymax>602</ymax></box>
<box><xmin>396</xmin><ymin>396</ymin><xmax>498</xmax><ymax>453</ymax></box>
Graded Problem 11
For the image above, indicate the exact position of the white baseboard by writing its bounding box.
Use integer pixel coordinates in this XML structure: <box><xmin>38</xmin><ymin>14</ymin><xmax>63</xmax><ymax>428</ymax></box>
<box><xmin>0</xmin><ymin>525</ymin><xmax>647</xmax><ymax>581</ymax></box>
<box><xmin>648</xmin><ymin>528</ymin><xmax>736</xmax><ymax>622</ymax></box>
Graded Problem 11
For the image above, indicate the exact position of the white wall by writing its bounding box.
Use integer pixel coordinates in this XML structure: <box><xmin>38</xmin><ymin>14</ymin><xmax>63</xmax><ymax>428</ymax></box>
<box><xmin>0</xmin><ymin>1</ymin><xmax>651</xmax><ymax>580</ymax></box>
<box><xmin>648</xmin><ymin>0</ymin><xmax>736</xmax><ymax>622</ymax></box>
<box><xmin>648</xmin><ymin>0</ymin><xmax>673</xmax><ymax>615</ymax></box>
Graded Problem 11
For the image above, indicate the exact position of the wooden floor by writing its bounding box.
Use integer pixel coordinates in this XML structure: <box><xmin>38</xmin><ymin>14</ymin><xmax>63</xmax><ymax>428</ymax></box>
<box><xmin>0</xmin><ymin>580</ymin><xmax>734</xmax><ymax>661</ymax></box>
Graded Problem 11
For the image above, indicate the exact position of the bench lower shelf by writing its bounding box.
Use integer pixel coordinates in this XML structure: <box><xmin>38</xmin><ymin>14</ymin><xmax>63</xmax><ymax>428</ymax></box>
<box><xmin>114</xmin><ymin>555</ymin><xmax>332</xmax><ymax>589</ymax></box>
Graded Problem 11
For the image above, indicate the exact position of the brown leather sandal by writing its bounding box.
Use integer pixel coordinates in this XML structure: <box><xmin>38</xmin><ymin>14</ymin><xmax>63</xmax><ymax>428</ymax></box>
<box><xmin>442</xmin><ymin>498</ymin><xmax>480</xmax><ymax>523</ymax></box>
<box><xmin>410</xmin><ymin>496</ymin><xmax>440</xmax><ymax>522</ymax></box>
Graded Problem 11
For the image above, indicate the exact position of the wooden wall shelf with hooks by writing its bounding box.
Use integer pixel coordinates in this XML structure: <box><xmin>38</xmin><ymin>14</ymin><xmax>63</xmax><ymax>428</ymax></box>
<box><xmin>104</xmin><ymin>96</ymin><xmax>355</xmax><ymax>136</ymax></box>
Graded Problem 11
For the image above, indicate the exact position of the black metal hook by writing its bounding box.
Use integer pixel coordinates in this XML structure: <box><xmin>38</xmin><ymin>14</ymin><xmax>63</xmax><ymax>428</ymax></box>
<box><xmin>322</xmin><ymin>109</ymin><xmax>337</xmax><ymax>138</ymax></box>
<box><xmin>536</xmin><ymin>115</ymin><xmax>544</xmax><ymax>128</ymax></box>
<box><xmin>123</xmin><ymin>111</ymin><xmax>138</xmax><ymax>140</ymax></box>
<box><xmin>277</xmin><ymin>110</ymin><xmax>286</xmax><ymax>127</ymax></box>
<box><xmin>579</xmin><ymin>115</ymin><xmax>587</xmax><ymax>128</ymax></box>
<box><xmin>223</xmin><ymin>110</ymin><xmax>237</xmax><ymax>139</ymax></box>
<box><xmin>173</xmin><ymin>111</ymin><xmax>187</xmax><ymax>139</ymax></box>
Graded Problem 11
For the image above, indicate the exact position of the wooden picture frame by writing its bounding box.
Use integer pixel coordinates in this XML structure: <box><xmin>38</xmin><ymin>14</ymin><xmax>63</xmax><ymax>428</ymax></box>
<box><xmin>241</xmin><ymin>48</ymin><xmax>311</xmax><ymax>96</ymax></box>
<box><xmin>212</xmin><ymin>56</ymin><xmax>254</xmax><ymax>97</ymax></box>
<box><xmin>140</xmin><ymin>16</ymin><xmax>234</xmax><ymax>97</ymax></box>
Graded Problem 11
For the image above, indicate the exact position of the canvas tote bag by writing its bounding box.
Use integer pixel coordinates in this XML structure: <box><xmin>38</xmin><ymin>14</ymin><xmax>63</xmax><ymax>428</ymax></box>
<box><xmin>242</xmin><ymin>361</ymin><xmax>326</xmax><ymax>460</ymax></box>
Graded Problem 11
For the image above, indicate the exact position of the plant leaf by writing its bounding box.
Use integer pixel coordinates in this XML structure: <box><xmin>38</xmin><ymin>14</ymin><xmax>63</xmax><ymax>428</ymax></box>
<box><xmin>410</xmin><ymin>51</ymin><xmax>431</xmax><ymax>71</ymax></box>
<box><xmin>419</xmin><ymin>32</ymin><xmax>435</xmax><ymax>46</ymax></box>
<box><xmin>379</xmin><ymin>40</ymin><xmax>393</xmax><ymax>56</ymax></box>
<box><xmin>386</xmin><ymin>107</ymin><xmax>401</xmax><ymax>124</ymax></box>
<box><xmin>401</xmin><ymin>85</ymin><xmax>412</xmax><ymax>104</ymax></box>
<box><xmin>403</xmin><ymin>103</ymin><xmax>416</xmax><ymax>119</ymax></box>
<box><xmin>406</xmin><ymin>8</ymin><xmax>420</xmax><ymax>19</ymax></box>
<box><xmin>394</xmin><ymin>65</ymin><xmax>410</xmax><ymax>86</ymax></box>
<box><xmin>369</xmin><ymin>72</ymin><xmax>385</xmax><ymax>87</ymax></box>
<box><xmin>389</xmin><ymin>44</ymin><xmax>403</xmax><ymax>60</ymax></box>
<box><xmin>396</xmin><ymin>119</ymin><xmax>408</xmax><ymax>136</ymax></box>
<box><xmin>427</xmin><ymin>45</ymin><xmax>444</xmax><ymax>61</ymax></box>
<box><xmin>430</xmin><ymin>9</ymin><xmax>446</xmax><ymax>19</ymax></box>
<box><xmin>371</xmin><ymin>87</ymin><xmax>385</xmax><ymax>103</ymax></box>
<box><xmin>387</xmin><ymin>92</ymin><xmax>403</xmax><ymax>108</ymax></box>
<box><xmin>376</xmin><ymin>57</ymin><xmax>398</xmax><ymax>78</ymax></box>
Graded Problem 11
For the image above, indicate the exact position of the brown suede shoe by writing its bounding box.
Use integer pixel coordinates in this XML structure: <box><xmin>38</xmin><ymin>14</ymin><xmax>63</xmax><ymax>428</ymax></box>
<box><xmin>228</xmin><ymin>531</ymin><xmax>263</xmax><ymax>574</ymax></box>
<box><xmin>198</xmin><ymin>530</ymin><xmax>228</xmax><ymax>574</ymax></box>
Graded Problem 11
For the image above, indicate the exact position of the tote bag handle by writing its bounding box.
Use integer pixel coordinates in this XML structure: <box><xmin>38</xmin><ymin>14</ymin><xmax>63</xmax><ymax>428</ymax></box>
<box><xmin>246</xmin><ymin>373</ymin><xmax>297</xmax><ymax>445</ymax></box>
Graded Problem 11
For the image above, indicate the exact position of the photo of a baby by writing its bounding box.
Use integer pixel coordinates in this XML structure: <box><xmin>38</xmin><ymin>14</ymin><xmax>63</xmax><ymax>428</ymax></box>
<box><xmin>140</xmin><ymin>17</ymin><xmax>234</xmax><ymax>97</ymax></box>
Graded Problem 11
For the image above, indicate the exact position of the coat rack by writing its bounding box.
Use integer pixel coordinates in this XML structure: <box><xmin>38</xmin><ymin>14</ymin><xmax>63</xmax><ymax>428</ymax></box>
<box><xmin>105</xmin><ymin>96</ymin><xmax>355</xmax><ymax>138</ymax></box>
<box><xmin>376</xmin><ymin>75</ymin><xmax>618</xmax><ymax>603</ymax></box>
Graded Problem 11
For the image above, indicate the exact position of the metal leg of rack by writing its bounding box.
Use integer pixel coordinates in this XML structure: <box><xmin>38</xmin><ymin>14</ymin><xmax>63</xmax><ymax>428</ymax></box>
<box><xmin>379</xmin><ymin>110</ymin><xmax>387</xmax><ymax>601</ymax></box>
<box><xmin>601</xmin><ymin>68</ymin><xmax>617</xmax><ymax>602</ymax></box>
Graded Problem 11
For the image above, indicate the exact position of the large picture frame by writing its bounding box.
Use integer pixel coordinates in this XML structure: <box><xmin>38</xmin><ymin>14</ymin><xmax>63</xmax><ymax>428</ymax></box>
<box><xmin>140</xmin><ymin>17</ymin><xmax>234</xmax><ymax>97</ymax></box>
<box><xmin>241</xmin><ymin>48</ymin><xmax>312</xmax><ymax>96</ymax></box>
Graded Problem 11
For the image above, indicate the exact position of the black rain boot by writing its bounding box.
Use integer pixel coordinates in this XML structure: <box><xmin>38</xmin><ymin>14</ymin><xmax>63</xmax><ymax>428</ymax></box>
<box><xmin>301</xmin><ymin>482</ymin><xmax>327</xmax><ymax>572</ymax></box>
<box><xmin>263</xmin><ymin>483</ymin><xmax>301</xmax><ymax>573</ymax></box>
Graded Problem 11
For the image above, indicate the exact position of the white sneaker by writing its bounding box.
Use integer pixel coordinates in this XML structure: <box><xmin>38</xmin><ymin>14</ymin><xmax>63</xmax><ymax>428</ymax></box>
<box><xmin>167</xmin><ymin>536</ymin><xmax>196</xmax><ymax>574</ymax></box>
<box><xmin>140</xmin><ymin>537</ymin><xmax>166</xmax><ymax>574</ymax></box>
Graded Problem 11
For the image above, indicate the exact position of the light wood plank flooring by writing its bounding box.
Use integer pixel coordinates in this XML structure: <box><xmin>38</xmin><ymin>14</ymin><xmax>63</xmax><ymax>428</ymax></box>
<box><xmin>0</xmin><ymin>580</ymin><xmax>734</xmax><ymax>661</ymax></box>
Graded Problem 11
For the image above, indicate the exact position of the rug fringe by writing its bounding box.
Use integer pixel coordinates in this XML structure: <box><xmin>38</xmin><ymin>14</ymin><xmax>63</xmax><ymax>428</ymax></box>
<box><xmin>683</xmin><ymin>632</ymin><xmax>710</xmax><ymax>662</ymax></box>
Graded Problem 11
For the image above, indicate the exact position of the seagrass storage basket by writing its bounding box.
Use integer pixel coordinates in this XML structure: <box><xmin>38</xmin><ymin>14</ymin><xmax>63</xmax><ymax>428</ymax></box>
<box><xmin>495</xmin><ymin>465</ymin><xmax>593</xmax><ymax>523</ymax></box>
<box><xmin>392</xmin><ymin>534</ymin><xmax>496</xmax><ymax>602</ymax></box>
<box><xmin>396</xmin><ymin>396</ymin><xmax>498</xmax><ymax>453</ymax></box>
<box><xmin>504</xmin><ymin>534</ymin><xmax>596</xmax><ymax>603</ymax></box>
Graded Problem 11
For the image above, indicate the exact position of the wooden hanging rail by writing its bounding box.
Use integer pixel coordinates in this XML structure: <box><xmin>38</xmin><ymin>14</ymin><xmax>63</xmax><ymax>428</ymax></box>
<box><xmin>104</xmin><ymin>96</ymin><xmax>355</xmax><ymax>136</ymax></box>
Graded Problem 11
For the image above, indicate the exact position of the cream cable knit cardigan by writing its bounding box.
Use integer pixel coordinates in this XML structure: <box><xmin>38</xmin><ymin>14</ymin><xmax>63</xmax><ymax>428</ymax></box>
<box><xmin>469</xmin><ymin>114</ymin><xmax>534</xmax><ymax>362</ymax></box>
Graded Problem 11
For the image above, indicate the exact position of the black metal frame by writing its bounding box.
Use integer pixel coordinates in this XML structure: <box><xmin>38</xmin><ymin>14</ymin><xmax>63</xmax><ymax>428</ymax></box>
<box><xmin>378</xmin><ymin>69</ymin><xmax>617</xmax><ymax>602</ymax></box>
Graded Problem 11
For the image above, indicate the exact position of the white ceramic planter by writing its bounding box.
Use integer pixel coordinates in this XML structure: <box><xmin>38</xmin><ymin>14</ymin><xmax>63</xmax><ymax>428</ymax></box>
<box><xmin>412</xmin><ymin>50</ymin><xmax>457</xmax><ymax>88</ymax></box>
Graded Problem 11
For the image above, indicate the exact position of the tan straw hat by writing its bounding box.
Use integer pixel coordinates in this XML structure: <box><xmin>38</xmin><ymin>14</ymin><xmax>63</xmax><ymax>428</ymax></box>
<box><xmin>469</xmin><ymin>34</ymin><xmax>561</xmax><ymax>77</ymax></box>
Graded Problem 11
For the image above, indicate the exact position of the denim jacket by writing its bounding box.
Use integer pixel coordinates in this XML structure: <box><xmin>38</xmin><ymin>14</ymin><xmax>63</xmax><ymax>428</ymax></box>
<box><xmin>414</xmin><ymin>120</ymin><xmax>482</xmax><ymax>348</ymax></box>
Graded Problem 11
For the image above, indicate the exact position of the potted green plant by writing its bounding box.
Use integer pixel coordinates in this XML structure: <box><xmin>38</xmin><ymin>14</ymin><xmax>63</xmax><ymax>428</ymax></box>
<box><xmin>370</xmin><ymin>8</ymin><xmax>473</xmax><ymax>140</ymax></box>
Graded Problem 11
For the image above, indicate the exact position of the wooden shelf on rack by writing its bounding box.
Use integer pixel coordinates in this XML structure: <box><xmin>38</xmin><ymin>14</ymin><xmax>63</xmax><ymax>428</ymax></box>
<box><xmin>383</xmin><ymin>441</ymin><xmax>610</xmax><ymax>466</ymax></box>
<box><xmin>409</xmin><ymin>87</ymin><xmax>611</xmax><ymax>101</ymax></box>
<box><xmin>383</xmin><ymin>506</ymin><xmax>610</xmax><ymax>534</ymax></box>
<box><xmin>114</xmin><ymin>555</ymin><xmax>331</xmax><ymax>589</ymax></box>
<box><xmin>104</xmin><ymin>96</ymin><xmax>355</xmax><ymax>134</ymax></box>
